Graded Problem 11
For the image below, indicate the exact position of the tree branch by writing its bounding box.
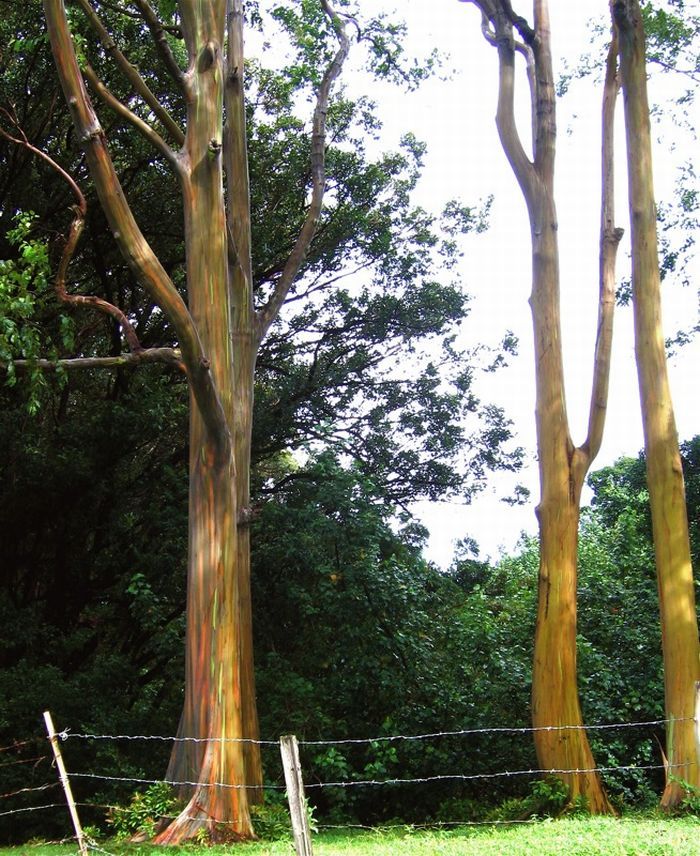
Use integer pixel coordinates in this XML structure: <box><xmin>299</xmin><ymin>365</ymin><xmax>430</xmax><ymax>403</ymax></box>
<box><xmin>74</xmin><ymin>0</ymin><xmax>185</xmax><ymax>145</ymax></box>
<box><xmin>514</xmin><ymin>39</ymin><xmax>536</xmax><ymax>155</ymax></box>
<box><xmin>0</xmin><ymin>107</ymin><xmax>143</xmax><ymax>353</ymax></box>
<box><xmin>82</xmin><ymin>62</ymin><xmax>180</xmax><ymax>169</ymax></box>
<box><xmin>255</xmin><ymin>0</ymin><xmax>351</xmax><ymax>344</ymax></box>
<box><xmin>502</xmin><ymin>0</ymin><xmax>536</xmax><ymax>47</ymax></box>
<box><xmin>494</xmin><ymin>21</ymin><xmax>537</xmax><ymax>204</ymax></box>
<box><xmin>131</xmin><ymin>0</ymin><xmax>189</xmax><ymax>95</ymax></box>
<box><xmin>580</xmin><ymin>34</ymin><xmax>623</xmax><ymax>463</ymax></box>
<box><xmin>7</xmin><ymin>348</ymin><xmax>185</xmax><ymax>371</ymax></box>
<box><xmin>532</xmin><ymin>0</ymin><xmax>556</xmax><ymax>185</ymax></box>
<box><xmin>95</xmin><ymin>0</ymin><xmax>182</xmax><ymax>36</ymax></box>
<box><xmin>467</xmin><ymin>2</ymin><xmax>536</xmax><ymax>203</ymax></box>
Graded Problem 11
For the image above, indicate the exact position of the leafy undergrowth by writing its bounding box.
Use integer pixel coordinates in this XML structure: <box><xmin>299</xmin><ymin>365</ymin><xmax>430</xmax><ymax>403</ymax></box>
<box><xmin>3</xmin><ymin>816</ymin><xmax>700</xmax><ymax>856</ymax></box>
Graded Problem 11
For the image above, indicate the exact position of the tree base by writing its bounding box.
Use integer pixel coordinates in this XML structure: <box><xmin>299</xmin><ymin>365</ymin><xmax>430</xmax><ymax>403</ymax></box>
<box><xmin>152</xmin><ymin>797</ymin><xmax>256</xmax><ymax>845</ymax></box>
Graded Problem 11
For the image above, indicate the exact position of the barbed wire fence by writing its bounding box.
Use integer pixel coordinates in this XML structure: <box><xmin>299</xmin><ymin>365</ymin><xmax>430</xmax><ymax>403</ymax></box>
<box><xmin>0</xmin><ymin>707</ymin><xmax>697</xmax><ymax>856</ymax></box>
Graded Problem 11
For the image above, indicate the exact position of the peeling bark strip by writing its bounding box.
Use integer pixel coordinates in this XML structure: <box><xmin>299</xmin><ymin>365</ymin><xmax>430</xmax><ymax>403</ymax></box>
<box><xmin>462</xmin><ymin>0</ymin><xmax>621</xmax><ymax>812</ymax></box>
<box><xmin>612</xmin><ymin>0</ymin><xmax>700</xmax><ymax>807</ymax></box>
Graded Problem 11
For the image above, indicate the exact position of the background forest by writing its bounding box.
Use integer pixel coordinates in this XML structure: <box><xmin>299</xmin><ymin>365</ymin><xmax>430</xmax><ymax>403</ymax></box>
<box><xmin>1</xmin><ymin>0</ymin><xmax>699</xmax><ymax>846</ymax></box>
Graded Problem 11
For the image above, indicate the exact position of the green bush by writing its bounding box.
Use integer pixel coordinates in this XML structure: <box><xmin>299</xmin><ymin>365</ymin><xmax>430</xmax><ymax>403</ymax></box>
<box><xmin>108</xmin><ymin>782</ymin><xmax>179</xmax><ymax>839</ymax></box>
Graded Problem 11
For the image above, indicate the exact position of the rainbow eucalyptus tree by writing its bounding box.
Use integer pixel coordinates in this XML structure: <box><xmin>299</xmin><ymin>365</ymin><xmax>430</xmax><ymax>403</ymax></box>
<box><xmin>458</xmin><ymin>0</ymin><xmax>623</xmax><ymax>811</ymax></box>
<box><xmin>40</xmin><ymin>0</ymin><xmax>350</xmax><ymax>841</ymax></box>
<box><xmin>611</xmin><ymin>0</ymin><xmax>700</xmax><ymax>807</ymax></box>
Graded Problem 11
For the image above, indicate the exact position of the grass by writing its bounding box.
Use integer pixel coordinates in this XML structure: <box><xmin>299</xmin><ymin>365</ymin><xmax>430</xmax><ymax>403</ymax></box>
<box><xmin>3</xmin><ymin>816</ymin><xmax>700</xmax><ymax>856</ymax></box>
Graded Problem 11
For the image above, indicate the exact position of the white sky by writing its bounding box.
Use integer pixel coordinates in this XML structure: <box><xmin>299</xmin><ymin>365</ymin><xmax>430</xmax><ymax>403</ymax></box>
<box><xmin>356</xmin><ymin>2</ymin><xmax>700</xmax><ymax>566</ymax></box>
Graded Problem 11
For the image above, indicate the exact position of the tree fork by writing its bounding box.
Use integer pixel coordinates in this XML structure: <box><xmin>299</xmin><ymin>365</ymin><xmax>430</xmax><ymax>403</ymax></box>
<box><xmin>463</xmin><ymin>0</ymin><xmax>620</xmax><ymax>812</ymax></box>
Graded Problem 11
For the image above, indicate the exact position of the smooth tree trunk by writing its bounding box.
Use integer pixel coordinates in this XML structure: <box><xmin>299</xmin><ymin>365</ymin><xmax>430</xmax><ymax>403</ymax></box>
<box><xmin>163</xmin><ymin>0</ymin><xmax>264</xmax><ymax>803</ymax></box>
<box><xmin>463</xmin><ymin>0</ymin><xmax>620</xmax><ymax>811</ymax></box>
<box><xmin>225</xmin><ymin>0</ymin><xmax>264</xmax><ymax>798</ymax></box>
<box><xmin>612</xmin><ymin>0</ymin><xmax>700</xmax><ymax>807</ymax></box>
<box><xmin>157</xmin><ymin>2</ymin><xmax>255</xmax><ymax>839</ymax></box>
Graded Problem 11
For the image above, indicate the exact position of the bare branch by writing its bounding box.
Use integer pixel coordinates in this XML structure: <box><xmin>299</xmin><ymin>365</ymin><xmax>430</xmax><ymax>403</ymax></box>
<box><xmin>580</xmin><ymin>34</ymin><xmax>623</xmax><ymax>464</ymax></box>
<box><xmin>532</xmin><ymin>0</ymin><xmax>556</xmax><ymax>184</ymax></box>
<box><xmin>0</xmin><ymin>107</ymin><xmax>143</xmax><ymax>352</ymax></box>
<box><xmin>502</xmin><ymin>0</ymin><xmax>536</xmax><ymax>47</ymax></box>
<box><xmin>95</xmin><ymin>0</ymin><xmax>182</xmax><ymax>36</ymax></box>
<box><xmin>82</xmin><ymin>62</ymin><xmax>180</xmax><ymax>170</ymax></box>
<box><xmin>468</xmin><ymin>1</ymin><xmax>536</xmax><ymax>203</ymax></box>
<box><xmin>131</xmin><ymin>0</ymin><xmax>188</xmax><ymax>94</ymax></box>
<box><xmin>7</xmin><ymin>348</ymin><xmax>185</xmax><ymax>371</ymax></box>
<box><xmin>225</xmin><ymin>0</ymin><xmax>255</xmax><ymax>330</ymax></box>
<box><xmin>514</xmin><ymin>39</ymin><xmax>536</xmax><ymax>155</ymax></box>
<box><xmin>494</xmin><ymin>25</ymin><xmax>537</xmax><ymax>203</ymax></box>
<box><xmin>480</xmin><ymin>10</ymin><xmax>497</xmax><ymax>46</ymax></box>
<box><xmin>255</xmin><ymin>0</ymin><xmax>351</xmax><ymax>343</ymax></box>
<box><xmin>74</xmin><ymin>0</ymin><xmax>185</xmax><ymax>145</ymax></box>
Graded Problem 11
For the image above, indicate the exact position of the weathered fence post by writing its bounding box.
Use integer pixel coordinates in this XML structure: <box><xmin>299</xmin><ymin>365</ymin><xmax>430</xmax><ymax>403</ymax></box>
<box><xmin>280</xmin><ymin>734</ymin><xmax>314</xmax><ymax>856</ymax></box>
<box><xmin>43</xmin><ymin>711</ymin><xmax>88</xmax><ymax>856</ymax></box>
<box><xmin>695</xmin><ymin>682</ymin><xmax>700</xmax><ymax>771</ymax></box>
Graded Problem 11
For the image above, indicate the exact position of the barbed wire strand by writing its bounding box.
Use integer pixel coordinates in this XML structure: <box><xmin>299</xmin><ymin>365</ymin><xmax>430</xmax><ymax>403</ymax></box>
<box><xmin>55</xmin><ymin>717</ymin><xmax>691</xmax><ymax>748</ymax></box>
<box><xmin>0</xmin><ymin>803</ymin><xmax>65</xmax><ymax>819</ymax></box>
<box><xmin>302</xmin><ymin>762</ymin><xmax>679</xmax><ymax>789</ymax></box>
<box><xmin>69</xmin><ymin>772</ymin><xmax>286</xmax><ymax>790</ymax></box>
<box><xmin>0</xmin><ymin>755</ymin><xmax>48</xmax><ymax>769</ymax></box>
<box><xmin>60</xmin><ymin>731</ymin><xmax>277</xmax><ymax>745</ymax></box>
<box><xmin>317</xmin><ymin>819</ymin><xmax>541</xmax><ymax>830</ymax></box>
<box><xmin>0</xmin><ymin>782</ymin><xmax>60</xmax><ymax>800</ymax></box>
<box><xmin>299</xmin><ymin>717</ymin><xmax>692</xmax><ymax>746</ymax></box>
<box><xmin>65</xmin><ymin>761</ymin><xmax>678</xmax><ymax>792</ymax></box>
<box><xmin>45</xmin><ymin>801</ymin><xmax>543</xmax><ymax>832</ymax></box>
<box><xmin>75</xmin><ymin>802</ymin><xmax>257</xmax><ymax>830</ymax></box>
<box><xmin>0</xmin><ymin>739</ymin><xmax>36</xmax><ymax>754</ymax></box>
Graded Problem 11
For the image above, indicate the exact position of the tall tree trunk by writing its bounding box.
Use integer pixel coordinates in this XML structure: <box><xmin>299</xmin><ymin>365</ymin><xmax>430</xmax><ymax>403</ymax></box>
<box><xmin>157</xmin><ymin>418</ymin><xmax>252</xmax><ymax>842</ymax></box>
<box><xmin>528</xmin><ymin>194</ymin><xmax>613</xmax><ymax>813</ymax></box>
<box><xmin>156</xmin><ymin>0</ymin><xmax>254</xmax><ymax>841</ymax></box>
<box><xmin>225</xmin><ymin>0</ymin><xmax>264</xmax><ymax>800</ymax></box>
<box><xmin>464</xmin><ymin>0</ymin><xmax>620</xmax><ymax>811</ymax></box>
<box><xmin>612</xmin><ymin>0</ymin><xmax>700</xmax><ymax>807</ymax></box>
<box><xmin>232</xmin><ymin>343</ymin><xmax>262</xmax><ymax>799</ymax></box>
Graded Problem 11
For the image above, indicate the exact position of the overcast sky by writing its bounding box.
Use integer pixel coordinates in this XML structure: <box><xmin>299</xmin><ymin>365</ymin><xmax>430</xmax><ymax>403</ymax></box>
<box><xmin>356</xmin><ymin>2</ymin><xmax>700</xmax><ymax>565</ymax></box>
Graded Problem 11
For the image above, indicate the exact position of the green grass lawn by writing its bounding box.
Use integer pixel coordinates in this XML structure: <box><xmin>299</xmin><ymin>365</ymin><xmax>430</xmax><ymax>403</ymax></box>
<box><xmin>3</xmin><ymin>817</ymin><xmax>699</xmax><ymax>856</ymax></box>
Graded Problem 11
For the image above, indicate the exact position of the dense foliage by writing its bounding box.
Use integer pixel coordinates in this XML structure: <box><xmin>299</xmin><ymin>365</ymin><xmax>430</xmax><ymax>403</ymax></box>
<box><xmin>1</xmin><ymin>0</ymin><xmax>698</xmax><ymax>844</ymax></box>
<box><xmin>2</xmin><ymin>427</ymin><xmax>698</xmax><ymax>840</ymax></box>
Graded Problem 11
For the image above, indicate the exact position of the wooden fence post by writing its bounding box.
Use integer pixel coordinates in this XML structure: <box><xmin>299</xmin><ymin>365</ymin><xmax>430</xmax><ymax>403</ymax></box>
<box><xmin>695</xmin><ymin>682</ymin><xmax>700</xmax><ymax>771</ymax></box>
<box><xmin>44</xmin><ymin>711</ymin><xmax>88</xmax><ymax>856</ymax></box>
<box><xmin>280</xmin><ymin>734</ymin><xmax>314</xmax><ymax>856</ymax></box>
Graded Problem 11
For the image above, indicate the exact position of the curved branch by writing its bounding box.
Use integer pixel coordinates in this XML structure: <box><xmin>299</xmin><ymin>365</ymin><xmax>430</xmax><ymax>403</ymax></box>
<box><xmin>82</xmin><ymin>62</ymin><xmax>181</xmax><ymax>170</ymax></box>
<box><xmin>514</xmin><ymin>39</ymin><xmax>536</xmax><ymax>155</ymax></box>
<box><xmin>480</xmin><ymin>10</ymin><xmax>498</xmax><ymax>46</ymax></box>
<box><xmin>131</xmin><ymin>0</ymin><xmax>188</xmax><ymax>95</ymax></box>
<box><xmin>0</xmin><ymin>108</ymin><xmax>142</xmax><ymax>352</ymax></box>
<box><xmin>469</xmin><ymin>2</ymin><xmax>536</xmax><ymax>202</ymax></box>
<box><xmin>494</xmin><ymin>28</ymin><xmax>537</xmax><ymax>204</ymax></box>
<box><xmin>95</xmin><ymin>0</ymin><xmax>182</xmax><ymax>36</ymax></box>
<box><xmin>74</xmin><ymin>0</ymin><xmax>185</xmax><ymax>145</ymax></box>
<box><xmin>502</xmin><ymin>0</ymin><xmax>536</xmax><ymax>47</ymax></box>
<box><xmin>255</xmin><ymin>0</ymin><xmax>351</xmax><ymax>343</ymax></box>
<box><xmin>580</xmin><ymin>34</ymin><xmax>623</xmax><ymax>464</ymax></box>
